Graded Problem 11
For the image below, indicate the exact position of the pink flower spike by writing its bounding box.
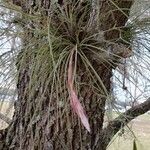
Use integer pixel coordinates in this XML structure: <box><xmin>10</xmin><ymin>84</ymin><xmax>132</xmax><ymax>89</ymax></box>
<box><xmin>70</xmin><ymin>90</ymin><xmax>91</xmax><ymax>132</ymax></box>
<box><xmin>67</xmin><ymin>49</ymin><xmax>90</xmax><ymax>133</ymax></box>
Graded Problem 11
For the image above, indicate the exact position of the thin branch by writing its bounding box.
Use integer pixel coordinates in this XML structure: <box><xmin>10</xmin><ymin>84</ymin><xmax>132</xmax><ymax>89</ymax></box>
<box><xmin>97</xmin><ymin>97</ymin><xmax>150</xmax><ymax>149</ymax></box>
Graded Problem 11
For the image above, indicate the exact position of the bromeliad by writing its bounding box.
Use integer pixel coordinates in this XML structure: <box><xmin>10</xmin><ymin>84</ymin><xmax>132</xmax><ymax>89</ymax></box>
<box><xmin>67</xmin><ymin>47</ymin><xmax>90</xmax><ymax>133</ymax></box>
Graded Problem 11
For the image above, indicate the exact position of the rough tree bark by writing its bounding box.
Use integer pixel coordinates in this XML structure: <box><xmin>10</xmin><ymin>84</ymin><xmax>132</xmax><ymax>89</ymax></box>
<box><xmin>1</xmin><ymin>0</ymin><xmax>150</xmax><ymax>150</ymax></box>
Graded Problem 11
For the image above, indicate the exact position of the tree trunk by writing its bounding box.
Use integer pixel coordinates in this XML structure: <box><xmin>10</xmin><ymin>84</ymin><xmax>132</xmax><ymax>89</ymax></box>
<box><xmin>0</xmin><ymin>1</ymin><xmax>139</xmax><ymax>150</ymax></box>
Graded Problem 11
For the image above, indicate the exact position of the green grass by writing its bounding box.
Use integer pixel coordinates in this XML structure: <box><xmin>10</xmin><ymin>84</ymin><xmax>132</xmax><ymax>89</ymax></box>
<box><xmin>107</xmin><ymin>113</ymin><xmax>150</xmax><ymax>150</ymax></box>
